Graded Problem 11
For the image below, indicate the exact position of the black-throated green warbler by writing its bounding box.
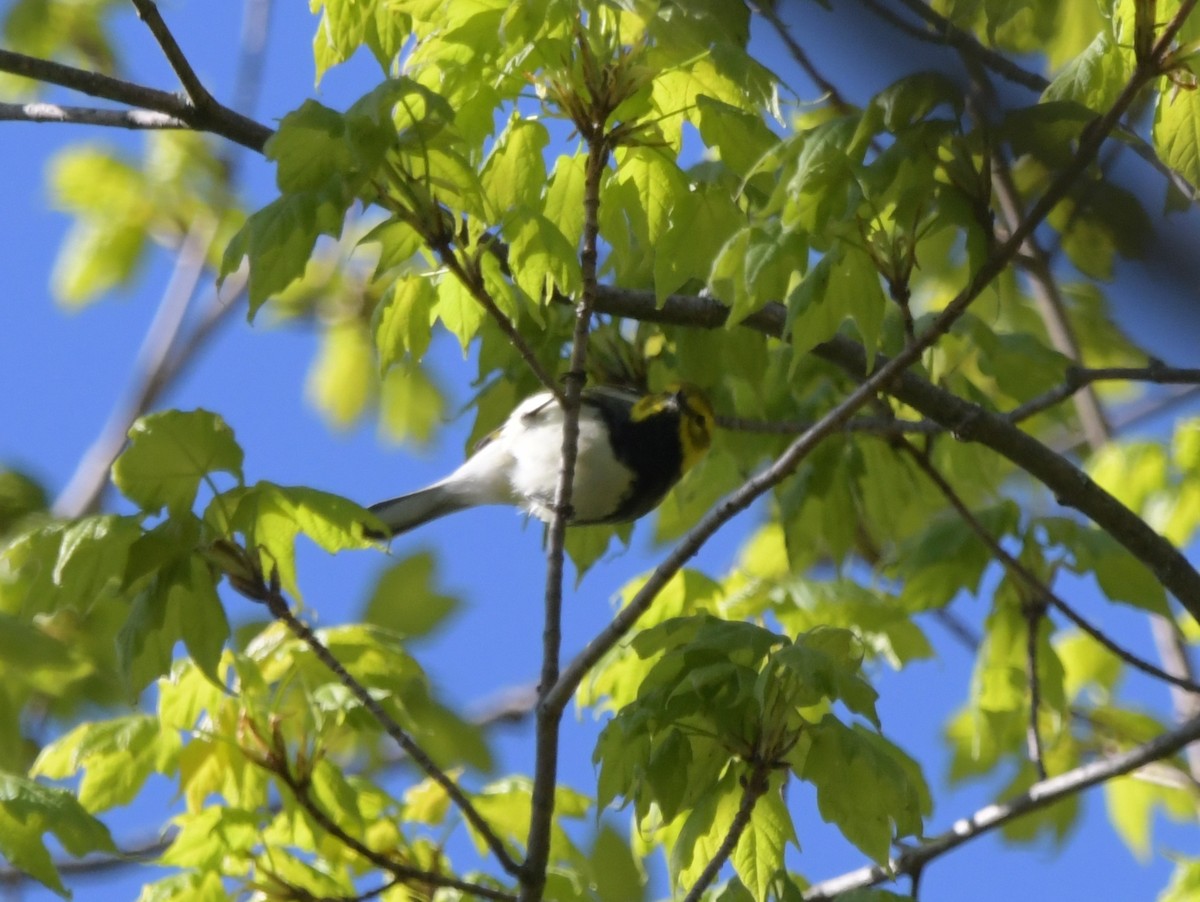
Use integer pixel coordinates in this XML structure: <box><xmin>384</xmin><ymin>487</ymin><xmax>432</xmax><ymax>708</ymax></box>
<box><xmin>367</xmin><ymin>384</ymin><xmax>714</xmax><ymax>537</ymax></box>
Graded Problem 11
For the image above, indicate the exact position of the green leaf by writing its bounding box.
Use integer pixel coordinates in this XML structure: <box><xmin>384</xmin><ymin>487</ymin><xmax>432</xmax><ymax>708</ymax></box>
<box><xmin>696</xmin><ymin>95</ymin><xmax>781</xmax><ymax>181</ymax></box>
<box><xmin>374</xmin><ymin>275</ymin><xmax>437</xmax><ymax>373</ymax></box>
<box><xmin>218</xmin><ymin>482</ymin><xmax>374</xmax><ymax>597</ymax></box>
<box><xmin>610</xmin><ymin>145</ymin><xmax>690</xmax><ymax>248</ymax></box>
<box><xmin>221</xmin><ymin>189</ymin><xmax>349</xmax><ymax>315</ymax></box>
<box><xmin>773</xmin><ymin>628</ymin><xmax>880</xmax><ymax>727</ymax></box>
<box><xmin>0</xmin><ymin>610</ymin><xmax>92</xmax><ymax>695</ymax></box>
<box><xmin>48</xmin><ymin>146</ymin><xmax>151</xmax><ymax>307</ymax></box>
<box><xmin>269</xmin><ymin>100</ymin><xmax>358</xmax><ymax>193</ymax></box>
<box><xmin>1154</xmin><ymin>85</ymin><xmax>1200</xmax><ymax>189</ymax></box>
<box><xmin>480</xmin><ymin>116</ymin><xmax>550</xmax><ymax>218</ymax></box>
<box><xmin>0</xmin><ymin>772</ymin><xmax>117</xmax><ymax>896</ymax></box>
<box><xmin>671</xmin><ymin>769</ymin><xmax>745</xmax><ymax>889</ymax></box>
<box><xmin>177</xmin><ymin>555</ymin><xmax>231</xmax><ymax>687</ymax></box>
<box><xmin>505</xmin><ymin>211</ymin><xmax>584</xmax><ymax>303</ymax></box>
<box><xmin>362</xmin><ymin>551</ymin><xmax>460</xmax><ymax>637</ymax></box>
<box><xmin>870</xmin><ymin>71</ymin><xmax>964</xmax><ymax>131</ymax></box>
<box><xmin>112</xmin><ymin>409</ymin><xmax>243</xmax><ymax>516</ymax></box>
<box><xmin>433</xmin><ymin>274</ymin><xmax>487</xmax><ymax>353</ymax></box>
<box><xmin>136</xmin><ymin>871</ymin><xmax>233</xmax><ymax>902</ymax></box>
<box><xmin>0</xmin><ymin>469</ymin><xmax>47</xmax><ymax>534</ymax></box>
<box><xmin>590</xmin><ymin>823</ymin><xmax>647</xmax><ymax>902</ymax></box>
<box><xmin>1160</xmin><ymin>859</ymin><xmax>1200</xmax><ymax>902</ymax></box>
<box><xmin>379</xmin><ymin>363</ymin><xmax>445</xmax><ymax>447</ymax></box>
<box><xmin>544</xmin><ymin>152</ymin><xmax>587</xmax><ymax>251</ymax></box>
<box><xmin>160</xmin><ymin>805</ymin><xmax>260</xmax><ymax>869</ymax></box>
<box><xmin>731</xmin><ymin>781</ymin><xmax>796</xmax><ymax>902</ymax></box>
<box><xmin>786</xmin><ymin>246</ymin><xmax>885</xmax><ymax>359</ymax></box>
<box><xmin>306</xmin><ymin>321</ymin><xmax>374</xmax><ymax>429</ymax></box>
<box><xmin>801</xmin><ymin>717</ymin><xmax>929</xmax><ymax>864</ymax></box>
<box><xmin>33</xmin><ymin>715</ymin><xmax>181</xmax><ymax>813</ymax></box>
<box><xmin>52</xmin><ymin>514</ymin><xmax>142</xmax><ymax>612</ymax></box>
<box><xmin>1042</xmin><ymin>31</ymin><xmax>1133</xmax><ymax>113</ymax></box>
<box><xmin>1041</xmin><ymin>518</ymin><xmax>1170</xmax><ymax>616</ymax></box>
<box><xmin>116</xmin><ymin>576</ymin><xmax>183</xmax><ymax>698</ymax></box>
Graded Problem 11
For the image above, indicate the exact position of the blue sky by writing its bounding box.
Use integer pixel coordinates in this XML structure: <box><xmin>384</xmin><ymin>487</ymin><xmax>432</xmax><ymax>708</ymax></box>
<box><xmin>2</xmin><ymin>3</ymin><xmax>1198</xmax><ymax>900</ymax></box>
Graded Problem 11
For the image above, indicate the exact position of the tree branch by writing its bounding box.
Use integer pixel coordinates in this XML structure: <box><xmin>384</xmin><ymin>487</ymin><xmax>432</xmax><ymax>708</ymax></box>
<box><xmin>0</xmin><ymin>101</ymin><xmax>186</xmax><ymax>130</ymax></box>
<box><xmin>261</xmin><ymin>741</ymin><xmax>516</xmax><ymax>902</ymax></box>
<box><xmin>127</xmin><ymin>0</ymin><xmax>218</xmax><ymax>110</ymax></box>
<box><xmin>898</xmin><ymin>439</ymin><xmax>1200</xmax><ymax>695</ymax></box>
<box><xmin>0</xmin><ymin>49</ymin><xmax>271</xmax><ymax>151</ymax></box>
<box><xmin>261</xmin><ymin>587</ymin><xmax>521</xmax><ymax>876</ymax></box>
<box><xmin>750</xmin><ymin>2</ymin><xmax>852</xmax><ymax>111</ymax></box>
<box><xmin>1006</xmin><ymin>363</ymin><xmax>1200</xmax><ymax>425</ymax></box>
<box><xmin>521</xmin><ymin>89</ymin><xmax>613</xmax><ymax>901</ymax></box>
<box><xmin>802</xmin><ymin>712</ymin><xmax>1200</xmax><ymax>898</ymax></box>
<box><xmin>588</xmin><ymin>285</ymin><xmax>1200</xmax><ymax>623</ymax></box>
<box><xmin>681</xmin><ymin>767</ymin><xmax>771</xmax><ymax>902</ymax></box>
<box><xmin>54</xmin><ymin>220</ymin><xmax>221</xmax><ymax>517</ymax></box>
<box><xmin>860</xmin><ymin>0</ymin><xmax>1199</xmax><ymax>202</ymax></box>
<box><xmin>544</xmin><ymin>24</ymin><xmax>1179</xmax><ymax>704</ymax></box>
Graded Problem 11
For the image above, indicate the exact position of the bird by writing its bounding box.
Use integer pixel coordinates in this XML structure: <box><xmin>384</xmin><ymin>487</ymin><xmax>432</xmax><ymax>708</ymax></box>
<box><xmin>366</xmin><ymin>384</ymin><xmax>714</xmax><ymax>538</ymax></box>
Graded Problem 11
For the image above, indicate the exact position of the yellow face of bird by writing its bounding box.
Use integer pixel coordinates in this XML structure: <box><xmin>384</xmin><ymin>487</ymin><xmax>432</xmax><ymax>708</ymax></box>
<box><xmin>674</xmin><ymin>384</ymin><xmax>714</xmax><ymax>473</ymax></box>
<box><xmin>631</xmin><ymin>384</ymin><xmax>714</xmax><ymax>474</ymax></box>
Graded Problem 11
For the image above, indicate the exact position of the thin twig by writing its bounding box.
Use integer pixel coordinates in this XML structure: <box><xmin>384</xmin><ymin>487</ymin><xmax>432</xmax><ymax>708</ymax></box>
<box><xmin>264</xmin><ymin>746</ymin><xmax>516</xmax><ymax>901</ymax></box>
<box><xmin>262</xmin><ymin>588</ymin><xmax>521</xmax><ymax>876</ymax></box>
<box><xmin>751</xmin><ymin>2</ymin><xmax>852</xmax><ymax>110</ymax></box>
<box><xmin>680</xmin><ymin>766</ymin><xmax>771</xmax><ymax>902</ymax></box>
<box><xmin>988</xmin><ymin>131</ymin><xmax>1113</xmax><ymax>448</ymax></box>
<box><xmin>432</xmin><ymin>241</ymin><xmax>565</xmax><ymax>402</ymax></box>
<box><xmin>898</xmin><ymin>440</ymin><xmax>1200</xmax><ymax>695</ymax></box>
<box><xmin>886</xmin><ymin>0</ymin><xmax>1050</xmax><ymax>91</ymax></box>
<box><xmin>716</xmin><ymin>414</ymin><xmax>940</xmax><ymax>436</ymax></box>
<box><xmin>0</xmin><ymin>101</ymin><xmax>185</xmax><ymax>130</ymax></box>
<box><xmin>1008</xmin><ymin>364</ymin><xmax>1200</xmax><ymax>424</ymax></box>
<box><xmin>521</xmin><ymin>107</ymin><xmax>612</xmax><ymax>902</ymax></box>
<box><xmin>127</xmin><ymin>0</ymin><xmax>218</xmax><ymax>110</ymax></box>
<box><xmin>803</xmin><ymin>711</ymin><xmax>1200</xmax><ymax>898</ymax></box>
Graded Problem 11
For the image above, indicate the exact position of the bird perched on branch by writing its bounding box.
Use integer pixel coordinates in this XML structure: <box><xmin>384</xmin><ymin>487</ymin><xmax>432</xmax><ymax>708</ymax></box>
<box><xmin>366</xmin><ymin>384</ymin><xmax>714</xmax><ymax>537</ymax></box>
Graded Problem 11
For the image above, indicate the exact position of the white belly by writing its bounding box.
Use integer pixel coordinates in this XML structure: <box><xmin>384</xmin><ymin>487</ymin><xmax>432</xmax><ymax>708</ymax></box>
<box><xmin>507</xmin><ymin>402</ymin><xmax>633</xmax><ymax>523</ymax></box>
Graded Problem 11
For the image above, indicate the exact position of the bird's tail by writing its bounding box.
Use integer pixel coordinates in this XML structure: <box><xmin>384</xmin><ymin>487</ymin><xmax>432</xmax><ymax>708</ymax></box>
<box><xmin>365</xmin><ymin>485</ymin><xmax>472</xmax><ymax>538</ymax></box>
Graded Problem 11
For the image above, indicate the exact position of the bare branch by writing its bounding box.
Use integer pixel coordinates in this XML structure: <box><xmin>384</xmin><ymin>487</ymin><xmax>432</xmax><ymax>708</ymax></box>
<box><xmin>884</xmin><ymin>0</ymin><xmax>1051</xmax><ymax>91</ymax></box>
<box><xmin>803</xmin><ymin>711</ymin><xmax>1200</xmax><ymax>898</ymax></box>
<box><xmin>521</xmin><ymin>90</ymin><xmax>613</xmax><ymax>902</ymax></box>
<box><xmin>1008</xmin><ymin>363</ymin><xmax>1200</xmax><ymax>425</ymax></box>
<box><xmin>988</xmin><ymin>143</ymin><xmax>1113</xmax><ymax>448</ymax></box>
<box><xmin>716</xmin><ymin>414</ymin><xmax>940</xmax><ymax>436</ymax></box>
<box><xmin>750</xmin><ymin>2</ymin><xmax>852</xmax><ymax>110</ymax></box>
<box><xmin>127</xmin><ymin>0</ymin><xmax>218</xmax><ymax>110</ymax></box>
<box><xmin>0</xmin><ymin>101</ymin><xmax>185</xmax><ymax>130</ymax></box>
<box><xmin>432</xmin><ymin>241</ymin><xmax>565</xmax><ymax>403</ymax></box>
<box><xmin>0</xmin><ymin>49</ymin><xmax>271</xmax><ymax>151</ymax></box>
